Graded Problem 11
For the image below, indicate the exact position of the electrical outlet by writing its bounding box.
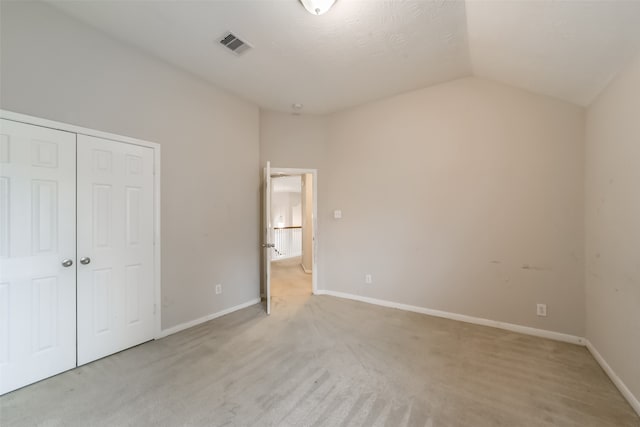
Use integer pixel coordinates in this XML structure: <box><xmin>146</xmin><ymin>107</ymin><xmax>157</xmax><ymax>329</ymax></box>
<box><xmin>215</xmin><ymin>284</ymin><xmax>222</xmax><ymax>295</ymax></box>
<box><xmin>365</xmin><ymin>274</ymin><xmax>372</xmax><ymax>284</ymax></box>
<box><xmin>537</xmin><ymin>303</ymin><xmax>547</xmax><ymax>317</ymax></box>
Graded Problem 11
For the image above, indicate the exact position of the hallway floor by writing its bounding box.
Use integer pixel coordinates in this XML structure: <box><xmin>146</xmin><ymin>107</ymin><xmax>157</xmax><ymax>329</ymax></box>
<box><xmin>271</xmin><ymin>256</ymin><xmax>312</xmax><ymax>298</ymax></box>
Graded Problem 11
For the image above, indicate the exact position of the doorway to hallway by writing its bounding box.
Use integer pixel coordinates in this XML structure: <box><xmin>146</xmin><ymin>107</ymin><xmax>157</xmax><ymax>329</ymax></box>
<box><xmin>261</xmin><ymin>164</ymin><xmax>318</xmax><ymax>314</ymax></box>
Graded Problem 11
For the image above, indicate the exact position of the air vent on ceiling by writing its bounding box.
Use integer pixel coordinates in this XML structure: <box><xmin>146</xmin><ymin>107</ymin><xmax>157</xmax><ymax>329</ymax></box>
<box><xmin>219</xmin><ymin>32</ymin><xmax>252</xmax><ymax>55</ymax></box>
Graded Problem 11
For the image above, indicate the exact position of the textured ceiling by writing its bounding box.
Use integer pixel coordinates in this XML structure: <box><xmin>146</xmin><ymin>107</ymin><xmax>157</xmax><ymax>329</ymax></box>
<box><xmin>48</xmin><ymin>0</ymin><xmax>640</xmax><ymax>113</ymax></box>
<box><xmin>466</xmin><ymin>0</ymin><xmax>640</xmax><ymax>106</ymax></box>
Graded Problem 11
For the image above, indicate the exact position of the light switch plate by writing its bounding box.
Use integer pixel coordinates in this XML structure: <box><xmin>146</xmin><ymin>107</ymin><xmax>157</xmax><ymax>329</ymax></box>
<box><xmin>536</xmin><ymin>303</ymin><xmax>547</xmax><ymax>317</ymax></box>
<box><xmin>334</xmin><ymin>210</ymin><xmax>342</xmax><ymax>219</ymax></box>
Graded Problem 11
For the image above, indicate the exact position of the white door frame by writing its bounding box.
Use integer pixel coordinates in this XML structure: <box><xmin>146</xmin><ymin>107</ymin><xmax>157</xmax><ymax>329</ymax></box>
<box><xmin>263</xmin><ymin>162</ymin><xmax>272</xmax><ymax>314</ymax></box>
<box><xmin>270</xmin><ymin>167</ymin><xmax>318</xmax><ymax>295</ymax></box>
<box><xmin>0</xmin><ymin>109</ymin><xmax>163</xmax><ymax>338</ymax></box>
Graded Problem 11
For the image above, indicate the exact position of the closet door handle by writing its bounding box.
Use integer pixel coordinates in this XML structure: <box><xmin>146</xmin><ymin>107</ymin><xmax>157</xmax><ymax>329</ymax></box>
<box><xmin>61</xmin><ymin>259</ymin><xmax>73</xmax><ymax>267</ymax></box>
<box><xmin>80</xmin><ymin>257</ymin><xmax>91</xmax><ymax>265</ymax></box>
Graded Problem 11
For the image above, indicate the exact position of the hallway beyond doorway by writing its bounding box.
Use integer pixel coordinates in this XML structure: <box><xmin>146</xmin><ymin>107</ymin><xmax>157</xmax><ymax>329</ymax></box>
<box><xmin>271</xmin><ymin>256</ymin><xmax>311</xmax><ymax>303</ymax></box>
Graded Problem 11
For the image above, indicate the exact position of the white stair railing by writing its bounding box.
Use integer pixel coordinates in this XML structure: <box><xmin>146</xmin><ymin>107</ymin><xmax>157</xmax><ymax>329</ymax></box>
<box><xmin>273</xmin><ymin>227</ymin><xmax>302</xmax><ymax>260</ymax></box>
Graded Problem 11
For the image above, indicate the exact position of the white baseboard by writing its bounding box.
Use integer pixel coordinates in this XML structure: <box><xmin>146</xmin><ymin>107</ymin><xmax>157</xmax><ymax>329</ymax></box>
<box><xmin>315</xmin><ymin>290</ymin><xmax>585</xmax><ymax>345</ymax></box>
<box><xmin>586</xmin><ymin>340</ymin><xmax>640</xmax><ymax>416</ymax></box>
<box><xmin>301</xmin><ymin>263</ymin><xmax>312</xmax><ymax>274</ymax></box>
<box><xmin>157</xmin><ymin>298</ymin><xmax>261</xmax><ymax>338</ymax></box>
<box><xmin>273</xmin><ymin>254</ymin><xmax>301</xmax><ymax>262</ymax></box>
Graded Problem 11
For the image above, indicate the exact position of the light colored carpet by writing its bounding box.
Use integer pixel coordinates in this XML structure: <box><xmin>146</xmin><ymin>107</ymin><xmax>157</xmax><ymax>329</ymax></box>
<box><xmin>1</xmin><ymin>259</ymin><xmax>637</xmax><ymax>426</ymax></box>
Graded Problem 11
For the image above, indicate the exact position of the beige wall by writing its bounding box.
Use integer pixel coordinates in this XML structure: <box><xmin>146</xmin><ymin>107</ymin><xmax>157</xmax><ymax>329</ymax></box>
<box><xmin>323</xmin><ymin>78</ymin><xmax>585</xmax><ymax>335</ymax></box>
<box><xmin>259</xmin><ymin>111</ymin><xmax>328</xmax><ymax>171</ymax></box>
<box><xmin>0</xmin><ymin>2</ymin><xmax>261</xmax><ymax>330</ymax></box>
<box><xmin>260</xmin><ymin>78</ymin><xmax>585</xmax><ymax>335</ymax></box>
<box><xmin>259</xmin><ymin>111</ymin><xmax>328</xmax><ymax>287</ymax></box>
<box><xmin>302</xmin><ymin>174</ymin><xmax>313</xmax><ymax>272</ymax></box>
<box><xmin>585</xmin><ymin>56</ymin><xmax>640</xmax><ymax>403</ymax></box>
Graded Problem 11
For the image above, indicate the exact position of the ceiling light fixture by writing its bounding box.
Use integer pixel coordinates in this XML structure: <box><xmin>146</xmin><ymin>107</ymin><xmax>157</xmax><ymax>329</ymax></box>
<box><xmin>299</xmin><ymin>0</ymin><xmax>336</xmax><ymax>16</ymax></box>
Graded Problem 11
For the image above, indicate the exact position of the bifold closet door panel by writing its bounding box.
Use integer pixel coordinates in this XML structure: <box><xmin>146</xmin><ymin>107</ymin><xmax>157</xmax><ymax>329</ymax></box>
<box><xmin>77</xmin><ymin>134</ymin><xmax>155</xmax><ymax>366</ymax></box>
<box><xmin>0</xmin><ymin>119</ymin><xmax>77</xmax><ymax>395</ymax></box>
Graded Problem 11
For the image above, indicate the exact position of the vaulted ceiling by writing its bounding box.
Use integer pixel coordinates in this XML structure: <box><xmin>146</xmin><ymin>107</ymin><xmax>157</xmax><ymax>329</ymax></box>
<box><xmin>49</xmin><ymin>0</ymin><xmax>640</xmax><ymax>114</ymax></box>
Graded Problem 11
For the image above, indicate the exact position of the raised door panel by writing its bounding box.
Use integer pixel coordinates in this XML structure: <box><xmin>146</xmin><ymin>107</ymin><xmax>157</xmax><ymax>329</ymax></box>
<box><xmin>31</xmin><ymin>180</ymin><xmax>58</xmax><ymax>254</ymax></box>
<box><xmin>0</xmin><ymin>282</ymin><xmax>9</xmax><ymax>365</ymax></box>
<box><xmin>0</xmin><ymin>119</ymin><xmax>76</xmax><ymax>395</ymax></box>
<box><xmin>0</xmin><ymin>177</ymin><xmax>9</xmax><ymax>258</ymax></box>
<box><xmin>77</xmin><ymin>135</ymin><xmax>155</xmax><ymax>365</ymax></box>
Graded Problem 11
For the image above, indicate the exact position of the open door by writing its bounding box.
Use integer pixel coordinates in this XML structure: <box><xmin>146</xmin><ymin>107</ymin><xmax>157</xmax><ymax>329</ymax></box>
<box><xmin>262</xmin><ymin>161</ymin><xmax>273</xmax><ymax>314</ymax></box>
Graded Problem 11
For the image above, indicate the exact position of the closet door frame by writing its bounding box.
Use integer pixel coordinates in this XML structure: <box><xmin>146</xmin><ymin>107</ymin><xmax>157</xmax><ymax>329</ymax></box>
<box><xmin>0</xmin><ymin>109</ymin><xmax>162</xmax><ymax>339</ymax></box>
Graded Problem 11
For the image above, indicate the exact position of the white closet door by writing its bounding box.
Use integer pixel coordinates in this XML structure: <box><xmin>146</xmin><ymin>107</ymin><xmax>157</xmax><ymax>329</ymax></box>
<box><xmin>77</xmin><ymin>134</ymin><xmax>155</xmax><ymax>365</ymax></box>
<box><xmin>0</xmin><ymin>119</ymin><xmax>77</xmax><ymax>395</ymax></box>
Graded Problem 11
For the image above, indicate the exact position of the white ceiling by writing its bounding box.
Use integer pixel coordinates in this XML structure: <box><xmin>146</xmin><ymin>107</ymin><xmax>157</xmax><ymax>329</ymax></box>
<box><xmin>49</xmin><ymin>0</ymin><xmax>640</xmax><ymax>113</ymax></box>
<box><xmin>272</xmin><ymin>175</ymin><xmax>302</xmax><ymax>193</ymax></box>
<box><xmin>466</xmin><ymin>0</ymin><xmax>640</xmax><ymax>106</ymax></box>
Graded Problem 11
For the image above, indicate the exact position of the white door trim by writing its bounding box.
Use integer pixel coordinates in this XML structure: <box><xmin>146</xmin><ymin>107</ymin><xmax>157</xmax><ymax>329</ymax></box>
<box><xmin>270</xmin><ymin>167</ymin><xmax>318</xmax><ymax>295</ymax></box>
<box><xmin>264</xmin><ymin>162</ymin><xmax>272</xmax><ymax>315</ymax></box>
<box><xmin>0</xmin><ymin>109</ymin><xmax>163</xmax><ymax>338</ymax></box>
